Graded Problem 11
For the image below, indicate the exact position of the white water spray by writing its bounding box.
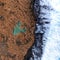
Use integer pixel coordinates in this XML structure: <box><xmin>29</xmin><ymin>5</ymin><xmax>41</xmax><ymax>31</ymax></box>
<box><xmin>41</xmin><ymin>0</ymin><xmax>60</xmax><ymax>60</ymax></box>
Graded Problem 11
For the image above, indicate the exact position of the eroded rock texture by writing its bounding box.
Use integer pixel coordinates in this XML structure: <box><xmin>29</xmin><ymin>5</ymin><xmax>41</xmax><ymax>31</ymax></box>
<box><xmin>0</xmin><ymin>0</ymin><xmax>35</xmax><ymax>60</ymax></box>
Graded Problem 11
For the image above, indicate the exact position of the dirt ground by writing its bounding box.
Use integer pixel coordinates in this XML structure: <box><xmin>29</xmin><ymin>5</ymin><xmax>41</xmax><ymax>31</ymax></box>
<box><xmin>0</xmin><ymin>0</ymin><xmax>35</xmax><ymax>60</ymax></box>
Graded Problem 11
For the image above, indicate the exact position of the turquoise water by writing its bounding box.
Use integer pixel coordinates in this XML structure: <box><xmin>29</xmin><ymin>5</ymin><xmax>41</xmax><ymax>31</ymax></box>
<box><xmin>13</xmin><ymin>21</ymin><xmax>26</xmax><ymax>35</ymax></box>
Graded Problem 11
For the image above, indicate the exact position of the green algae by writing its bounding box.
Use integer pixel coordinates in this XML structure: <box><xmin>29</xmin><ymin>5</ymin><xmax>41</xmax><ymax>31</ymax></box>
<box><xmin>13</xmin><ymin>21</ymin><xmax>26</xmax><ymax>35</ymax></box>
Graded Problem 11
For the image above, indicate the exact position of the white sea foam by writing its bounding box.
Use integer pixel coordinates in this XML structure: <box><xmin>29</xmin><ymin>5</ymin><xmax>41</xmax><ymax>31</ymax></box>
<box><xmin>41</xmin><ymin>0</ymin><xmax>60</xmax><ymax>60</ymax></box>
<box><xmin>30</xmin><ymin>0</ymin><xmax>60</xmax><ymax>60</ymax></box>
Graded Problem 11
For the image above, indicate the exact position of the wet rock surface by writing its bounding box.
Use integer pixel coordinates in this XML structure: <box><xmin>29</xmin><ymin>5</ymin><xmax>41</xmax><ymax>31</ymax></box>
<box><xmin>27</xmin><ymin>0</ymin><xmax>52</xmax><ymax>60</ymax></box>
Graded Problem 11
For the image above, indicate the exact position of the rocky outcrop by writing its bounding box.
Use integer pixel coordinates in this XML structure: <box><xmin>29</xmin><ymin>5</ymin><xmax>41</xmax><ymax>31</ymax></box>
<box><xmin>0</xmin><ymin>0</ymin><xmax>35</xmax><ymax>60</ymax></box>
